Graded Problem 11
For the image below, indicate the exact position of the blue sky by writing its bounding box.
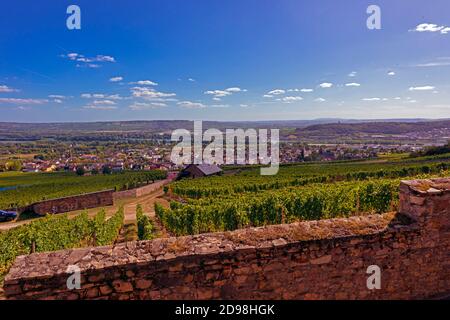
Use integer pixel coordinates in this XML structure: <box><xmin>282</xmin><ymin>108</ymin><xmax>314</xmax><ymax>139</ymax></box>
<box><xmin>0</xmin><ymin>0</ymin><xmax>449</xmax><ymax>122</ymax></box>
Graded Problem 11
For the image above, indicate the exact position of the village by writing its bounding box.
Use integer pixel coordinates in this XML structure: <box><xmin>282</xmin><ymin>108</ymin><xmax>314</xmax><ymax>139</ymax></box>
<box><xmin>0</xmin><ymin>140</ymin><xmax>426</xmax><ymax>174</ymax></box>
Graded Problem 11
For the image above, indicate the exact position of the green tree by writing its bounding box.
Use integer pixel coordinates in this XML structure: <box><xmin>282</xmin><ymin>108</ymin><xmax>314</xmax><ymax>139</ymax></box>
<box><xmin>5</xmin><ymin>160</ymin><xmax>22</xmax><ymax>171</ymax></box>
<box><xmin>76</xmin><ymin>166</ymin><xmax>85</xmax><ymax>176</ymax></box>
<box><xmin>102</xmin><ymin>165</ymin><xmax>112</xmax><ymax>175</ymax></box>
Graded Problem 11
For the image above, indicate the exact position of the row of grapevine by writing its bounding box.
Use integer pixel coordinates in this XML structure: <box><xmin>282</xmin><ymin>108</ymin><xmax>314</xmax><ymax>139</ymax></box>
<box><xmin>0</xmin><ymin>208</ymin><xmax>124</xmax><ymax>279</ymax></box>
<box><xmin>136</xmin><ymin>204</ymin><xmax>155</xmax><ymax>240</ymax></box>
<box><xmin>93</xmin><ymin>208</ymin><xmax>124</xmax><ymax>246</ymax></box>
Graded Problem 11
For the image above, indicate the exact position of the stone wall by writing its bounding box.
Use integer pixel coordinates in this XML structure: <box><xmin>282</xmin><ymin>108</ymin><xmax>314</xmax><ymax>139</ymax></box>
<box><xmin>30</xmin><ymin>190</ymin><xmax>114</xmax><ymax>215</ymax></box>
<box><xmin>113</xmin><ymin>173</ymin><xmax>176</xmax><ymax>200</ymax></box>
<box><xmin>3</xmin><ymin>178</ymin><xmax>450</xmax><ymax>300</ymax></box>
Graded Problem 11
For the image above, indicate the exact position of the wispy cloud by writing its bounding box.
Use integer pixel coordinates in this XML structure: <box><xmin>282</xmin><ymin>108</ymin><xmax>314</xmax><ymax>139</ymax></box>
<box><xmin>345</xmin><ymin>82</ymin><xmax>361</xmax><ymax>87</ymax></box>
<box><xmin>81</xmin><ymin>93</ymin><xmax>124</xmax><ymax>100</ymax></box>
<box><xmin>387</xmin><ymin>71</ymin><xmax>396</xmax><ymax>76</ymax></box>
<box><xmin>177</xmin><ymin>101</ymin><xmax>206</xmax><ymax>109</ymax></box>
<box><xmin>362</xmin><ymin>97</ymin><xmax>381</xmax><ymax>101</ymax></box>
<box><xmin>109</xmin><ymin>76</ymin><xmax>123</xmax><ymax>82</ymax></box>
<box><xmin>409</xmin><ymin>86</ymin><xmax>435</xmax><ymax>91</ymax></box>
<box><xmin>267</xmin><ymin>89</ymin><xmax>285</xmax><ymax>95</ymax></box>
<box><xmin>204</xmin><ymin>87</ymin><xmax>246</xmax><ymax>100</ymax></box>
<box><xmin>130</xmin><ymin>80</ymin><xmax>158</xmax><ymax>86</ymax></box>
<box><xmin>280</xmin><ymin>96</ymin><xmax>303</xmax><ymax>103</ymax></box>
<box><xmin>61</xmin><ymin>52</ymin><xmax>116</xmax><ymax>68</ymax></box>
<box><xmin>319</xmin><ymin>82</ymin><xmax>333</xmax><ymax>88</ymax></box>
<box><xmin>348</xmin><ymin>71</ymin><xmax>357</xmax><ymax>77</ymax></box>
<box><xmin>130</xmin><ymin>87</ymin><xmax>175</xmax><ymax>100</ymax></box>
<box><xmin>412</xmin><ymin>23</ymin><xmax>450</xmax><ymax>34</ymax></box>
<box><xmin>129</xmin><ymin>102</ymin><xmax>167</xmax><ymax>110</ymax></box>
<box><xmin>0</xmin><ymin>85</ymin><xmax>18</xmax><ymax>93</ymax></box>
<box><xmin>83</xmin><ymin>105</ymin><xmax>118</xmax><ymax>110</ymax></box>
<box><xmin>48</xmin><ymin>95</ymin><xmax>69</xmax><ymax>104</ymax></box>
<box><xmin>314</xmin><ymin>98</ymin><xmax>326</xmax><ymax>102</ymax></box>
<box><xmin>93</xmin><ymin>99</ymin><xmax>116</xmax><ymax>105</ymax></box>
<box><xmin>48</xmin><ymin>95</ymin><xmax>66</xmax><ymax>99</ymax></box>
<box><xmin>413</xmin><ymin>58</ymin><xmax>450</xmax><ymax>67</ymax></box>
<box><xmin>0</xmin><ymin>98</ymin><xmax>48</xmax><ymax>104</ymax></box>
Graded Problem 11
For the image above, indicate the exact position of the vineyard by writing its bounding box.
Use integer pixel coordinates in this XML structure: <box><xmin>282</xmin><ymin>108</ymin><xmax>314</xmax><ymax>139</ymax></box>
<box><xmin>1</xmin><ymin>153</ymin><xmax>449</xmax><ymax>281</ymax></box>
<box><xmin>0</xmin><ymin>207</ymin><xmax>124</xmax><ymax>280</ymax></box>
<box><xmin>0</xmin><ymin>170</ymin><xmax>167</xmax><ymax>210</ymax></box>
<box><xmin>158</xmin><ymin>154</ymin><xmax>450</xmax><ymax>236</ymax></box>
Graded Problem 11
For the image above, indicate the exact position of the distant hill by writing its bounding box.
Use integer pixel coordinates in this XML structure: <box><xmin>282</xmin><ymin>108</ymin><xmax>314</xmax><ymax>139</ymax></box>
<box><xmin>0</xmin><ymin>119</ymin><xmax>449</xmax><ymax>144</ymax></box>
<box><xmin>0</xmin><ymin>118</ymin><xmax>445</xmax><ymax>133</ymax></box>
<box><xmin>298</xmin><ymin>120</ymin><xmax>450</xmax><ymax>135</ymax></box>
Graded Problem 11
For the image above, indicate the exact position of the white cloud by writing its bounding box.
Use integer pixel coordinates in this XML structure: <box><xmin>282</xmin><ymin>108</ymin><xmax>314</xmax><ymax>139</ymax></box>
<box><xmin>109</xmin><ymin>76</ymin><xmax>123</xmax><ymax>82</ymax></box>
<box><xmin>53</xmin><ymin>99</ymin><xmax>63</xmax><ymax>104</ymax></box>
<box><xmin>63</xmin><ymin>53</ymin><xmax>116</xmax><ymax>67</ymax></box>
<box><xmin>345</xmin><ymin>83</ymin><xmax>361</xmax><ymax>87</ymax></box>
<box><xmin>93</xmin><ymin>100</ymin><xmax>116</xmax><ymax>105</ymax></box>
<box><xmin>319</xmin><ymin>82</ymin><xmax>333</xmax><ymax>88</ymax></box>
<box><xmin>281</xmin><ymin>96</ymin><xmax>303</xmax><ymax>103</ymax></box>
<box><xmin>0</xmin><ymin>85</ymin><xmax>18</xmax><ymax>93</ymax></box>
<box><xmin>362</xmin><ymin>98</ymin><xmax>381</xmax><ymax>101</ymax></box>
<box><xmin>204</xmin><ymin>90</ymin><xmax>230</xmax><ymax>97</ymax></box>
<box><xmin>48</xmin><ymin>95</ymin><xmax>66</xmax><ymax>99</ymax></box>
<box><xmin>188</xmin><ymin>78</ymin><xmax>196</xmax><ymax>82</ymax></box>
<box><xmin>267</xmin><ymin>89</ymin><xmax>285</xmax><ymax>95</ymax></box>
<box><xmin>130</xmin><ymin>80</ymin><xmax>158</xmax><ymax>86</ymax></box>
<box><xmin>83</xmin><ymin>105</ymin><xmax>117</xmax><ymax>110</ymax></box>
<box><xmin>388</xmin><ymin>71</ymin><xmax>396</xmax><ymax>76</ymax></box>
<box><xmin>314</xmin><ymin>98</ymin><xmax>326</xmax><ymax>102</ymax></box>
<box><xmin>300</xmin><ymin>88</ymin><xmax>314</xmax><ymax>93</ymax></box>
<box><xmin>96</xmin><ymin>55</ymin><xmax>115</xmax><ymax>62</ymax></box>
<box><xmin>177</xmin><ymin>101</ymin><xmax>206</xmax><ymax>109</ymax></box>
<box><xmin>129</xmin><ymin>102</ymin><xmax>167</xmax><ymax>110</ymax></box>
<box><xmin>210</xmin><ymin>104</ymin><xmax>230</xmax><ymax>108</ymax></box>
<box><xmin>348</xmin><ymin>71</ymin><xmax>357</xmax><ymax>77</ymax></box>
<box><xmin>0</xmin><ymin>98</ymin><xmax>48</xmax><ymax>104</ymax></box>
<box><xmin>240</xmin><ymin>104</ymin><xmax>249</xmax><ymax>108</ymax></box>
<box><xmin>414</xmin><ymin>60</ymin><xmax>450</xmax><ymax>67</ymax></box>
<box><xmin>225</xmin><ymin>87</ymin><xmax>246</xmax><ymax>93</ymax></box>
<box><xmin>131</xmin><ymin>87</ymin><xmax>176</xmax><ymax>99</ymax></box>
<box><xmin>76</xmin><ymin>63</ymin><xmax>101</xmax><ymax>69</ymax></box>
<box><xmin>263</xmin><ymin>94</ymin><xmax>273</xmax><ymax>98</ymax></box>
<box><xmin>204</xmin><ymin>87</ymin><xmax>246</xmax><ymax>99</ymax></box>
<box><xmin>409</xmin><ymin>86</ymin><xmax>435</xmax><ymax>91</ymax></box>
<box><xmin>81</xmin><ymin>93</ymin><xmax>124</xmax><ymax>100</ymax></box>
<box><xmin>412</xmin><ymin>23</ymin><xmax>450</xmax><ymax>34</ymax></box>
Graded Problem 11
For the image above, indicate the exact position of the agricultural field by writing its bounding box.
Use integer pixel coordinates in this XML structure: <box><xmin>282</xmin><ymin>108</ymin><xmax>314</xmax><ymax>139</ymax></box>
<box><xmin>0</xmin><ymin>170</ymin><xmax>167</xmax><ymax>210</ymax></box>
<box><xmin>157</xmin><ymin>154</ymin><xmax>450</xmax><ymax>236</ymax></box>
